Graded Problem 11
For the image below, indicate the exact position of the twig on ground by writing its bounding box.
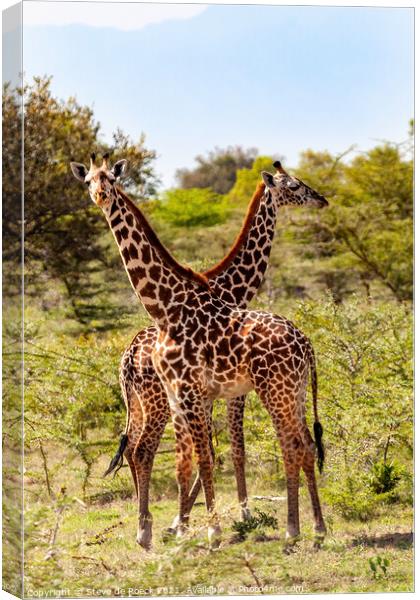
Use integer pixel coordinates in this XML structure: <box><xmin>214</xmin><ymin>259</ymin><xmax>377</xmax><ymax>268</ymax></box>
<box><xmin>71</xmin><ymin>555</ymin><xmax>116</xmax><ymax>575</ymax></box>
<box><xmin>243</xmin><ymin>553</ymin><xmax>264</xmax><ymax>594</ymax></box>
<box><xmin>252</xmin><ymin>495</ymin><xmax>286</xmax><ymax>501</ymax></box>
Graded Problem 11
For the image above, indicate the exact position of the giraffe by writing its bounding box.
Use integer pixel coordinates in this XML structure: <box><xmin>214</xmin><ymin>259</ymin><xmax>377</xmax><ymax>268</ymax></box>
<box><xmin>71</xmin><ymin>154</ymin><xmax>328</xmax><ymax>550</ymax></box>
<box><xmin>110</xmin><ymin>161</ymin><xmax>328</xmax><ymax>548</ymax></box>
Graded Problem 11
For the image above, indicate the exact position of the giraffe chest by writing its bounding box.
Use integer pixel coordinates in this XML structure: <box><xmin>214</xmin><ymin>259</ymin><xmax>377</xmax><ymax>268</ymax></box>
<box><xmin>154</xmin><ymin>313</ymin><xmax>255</xmax><ymax>400</ymax></box>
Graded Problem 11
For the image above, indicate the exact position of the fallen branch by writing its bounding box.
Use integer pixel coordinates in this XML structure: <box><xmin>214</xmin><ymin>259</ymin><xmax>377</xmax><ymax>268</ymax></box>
<box><xmin>71</xmin><ymin>555</ymin><xmax>115</xmax><ymax>575</ymax></box>
<box><xmin>252</xmin><ymin>495</ymin><xmax>286</xmax><ymax>502</ymax></box>
<box><xmin>243</xmin><ymin>554</ymin><xmax>264</xmax><ymax>594</ymax></box>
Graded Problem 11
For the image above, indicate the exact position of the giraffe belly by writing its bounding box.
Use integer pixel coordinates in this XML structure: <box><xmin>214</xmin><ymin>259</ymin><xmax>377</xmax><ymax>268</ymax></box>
<box><xmin>206</xmin><ymin>369</ymin><xmax>253</xmax><ymax>401</ymax></box>
<box><xmin>219</xmin><ymin>378</ymin><xmax>253</xmax><ymax>400</ymax></box>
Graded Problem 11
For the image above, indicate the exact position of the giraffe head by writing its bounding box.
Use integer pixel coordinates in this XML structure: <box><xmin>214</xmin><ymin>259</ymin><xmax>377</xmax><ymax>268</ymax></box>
<box><xmin>70</xmin><ymin>153</ymin><xmax>128</xmax><ymax>207</ymax></box>
<box><xmin>261</xmin><ymin>161</ymin><xmax>328</xmax><ymax>208</ymax></box>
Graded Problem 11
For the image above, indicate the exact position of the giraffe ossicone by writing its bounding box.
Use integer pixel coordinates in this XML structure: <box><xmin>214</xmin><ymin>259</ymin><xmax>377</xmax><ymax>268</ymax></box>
<box><xmin>71</xmin><ymin>153</ymin><xmax>328</xmax><ymax>550</ymax></box>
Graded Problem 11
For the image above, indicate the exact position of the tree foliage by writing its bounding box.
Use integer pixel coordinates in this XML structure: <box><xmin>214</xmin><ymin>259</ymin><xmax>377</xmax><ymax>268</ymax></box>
<box><xmin>227</xmin><ymin>155</ymin><xmax>277</xmax><ymax>205</ymax></box>
<box><xmin>175</xmin><ymin>145</ymin><xmax>258</xmax><ymax>194</ymax></box>
<box><xmin>153</xmin><ymin>187</ymin><xmax>230</xmax><ymax>228</ymax></box>
<box><xmin>2</xmin><ymin>77</ymin><xmax>158</xmax><ymax>321</ymax></box>
<box><xmin>292</xmin><ymin>144</ymin><xmax>413</xmax><ymax>302</ymax></box>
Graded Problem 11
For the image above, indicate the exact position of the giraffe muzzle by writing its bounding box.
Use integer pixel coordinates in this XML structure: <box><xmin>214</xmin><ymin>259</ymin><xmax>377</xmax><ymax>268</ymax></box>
<box><xmin>95</xmin><ymin>192</ymin><xmax>108</xmax><ymax>206</ymax></box>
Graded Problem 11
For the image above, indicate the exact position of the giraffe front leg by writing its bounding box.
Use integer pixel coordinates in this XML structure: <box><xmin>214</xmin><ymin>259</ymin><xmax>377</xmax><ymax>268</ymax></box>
<box><xmin>171</xmin><ymin>414</ymin><xmax>194</xmax><ymax>537</ymax></box>
<box><xmin>169</xmin><ymin>385</ymin><xmax>220</xmax><ymax>548</ymax></box>
<box><xmin>189</xmin><ymin>414</ymin><xmax>221</xmax><ymax>548</ymax></box>
<box><xmin>177</xmin><ymin>403</ymin><xmax>216</xmax><ymax>520</ymax></box>
<box><xmin>166</xmin><ymin>425</ymin><xmax>214</xmax><ymax>534</ymax></box>
<box><xmin>227</xmin><ymin>395</ymin><xmax>251</xmax><ymax>521</ymax></box>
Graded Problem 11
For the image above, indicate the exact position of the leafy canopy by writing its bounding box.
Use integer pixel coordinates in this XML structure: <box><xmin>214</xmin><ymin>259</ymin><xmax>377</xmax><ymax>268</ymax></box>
<box><xmin>2</xmin><ymin>76</ymin><xmax>158</xmax><ymax>322</ymax></box>
<box><xmin>175</xmin><ymin>145</ymin><xmax>258</xmax><ymax>194</ymax></box>
<box><xmin>153</xmin><ymin>187</ymin><xmax>231</xmax><ymax>228</ymax></box>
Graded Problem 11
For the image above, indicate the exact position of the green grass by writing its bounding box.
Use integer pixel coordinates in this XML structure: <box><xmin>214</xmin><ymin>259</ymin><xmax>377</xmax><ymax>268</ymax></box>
<box><xmin>23</xmin><ymin>470</ymin><xmax>413</xmax><ymax>597</ymax></box>
<box><xmin>5</xmin><ymin>295</ymin><xmax>412</xmax><ymax>597</ymax></box>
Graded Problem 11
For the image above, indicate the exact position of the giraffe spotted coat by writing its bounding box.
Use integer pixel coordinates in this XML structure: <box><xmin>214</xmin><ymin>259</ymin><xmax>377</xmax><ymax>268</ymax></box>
<box><xmin>118</xmin><ymin>165</ymin><xmax>327</xmax><ymax>541</ymax></box>
<box><xmin>70</xmin><ymin>154</ymin><xmax>328</xmax><ymax>550</ymax></box>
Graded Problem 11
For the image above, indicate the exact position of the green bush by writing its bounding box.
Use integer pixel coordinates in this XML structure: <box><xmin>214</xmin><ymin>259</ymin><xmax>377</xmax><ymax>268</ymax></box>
<box><xmin>153</xmin><ymin>187</ymin><xmax>231</xmax><ymax>228</ymax></box>
<box><xmin>369</xmin><ymin>462</ymin><xmax>401</xmax><ymax>495</ymax></box>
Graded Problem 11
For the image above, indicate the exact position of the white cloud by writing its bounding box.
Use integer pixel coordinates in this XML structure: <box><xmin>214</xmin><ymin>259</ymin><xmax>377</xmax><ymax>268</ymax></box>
<box><xmin>23</xmin><ymin>1</ymin><xmax>207</xmax><ymax>31</ymax></box>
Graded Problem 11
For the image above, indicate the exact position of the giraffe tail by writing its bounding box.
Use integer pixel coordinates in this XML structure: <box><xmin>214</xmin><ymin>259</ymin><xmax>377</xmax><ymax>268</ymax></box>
<box><xmin>103</xmin><ymin>434</ymin><xmax>129</xmax><ymax>477</ymax></box>
<box><xmin>104</xmin><ymin>358</ymin><xmax>133</xmax><ymax>478</ymax></box>
<box><xmin>308</xmin><ymin>343</ymin><xmax>325</xmax><ymax>474</ymax></box>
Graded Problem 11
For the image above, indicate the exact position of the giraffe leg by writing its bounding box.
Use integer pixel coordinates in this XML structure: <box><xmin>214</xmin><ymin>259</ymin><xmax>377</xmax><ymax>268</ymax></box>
<box><xmin>171</xmin><ymin>412</ymin><xmax>194</xmax><ymax>535</ymax></box>
<box><xmin>125</xmin><ymin>387</ymin><xmax>145</xmax><ymax>498</ymax></box>
<box><xmin>191</xmin><ymin>419</ymin><xmax>221</xmax><ymax>548</ymax></box>
<box><xmin>302</xmin><ymin>444</ymin><xmax>327</xmax><ymax>547</ymax></box>
<box><xmin>126</xmin><ymin>379</ymin><xmax>170</xmax><ymax>550</ymax></box>
<box><xmin>227</xmin><ymin>395</ymin><xmax>250</xmax><ymax>521</ymax></box>
<box><xmin>283</xmin><ymin>450</ymin><xmax>301</xmax><ymax>545</ymax></box>
<box><xmin>167</xmin><ymin>403</ymin><xmax>216</xmax><ymax>533</ymax></box>
<box><xmin>134</xmin><ymin>414</ymin><xmax>167</xmax><ymax>550</ymax></box>
<box><xmin>169</xmin><ymin>385</ymin><xmax>220</xmax><ymax>547</ymax></box>
<box><xmin>163</xmin><ymin>431</ymin><xmax>194</xmax><ymax>537</ymax></box>
<box><xmin>296</xmin><ymin>375</ymin><xmax>327</xmax><ymax>546</ymax></box>
<box><xmin>254</xmin><ymin>383</ymin><xmax>304</xmax><ymax>544</ymax></box>
<box><xmin>188</xmin><ymin>406</ymin><xmax>216</xmax><ymax>509</ymax></box>
<box><xmin>116</xmin><ymin>377</ymin><xmax>143</xmax><ymax>497</ymax></box>
<box><xmin>125</xmin><ymin>440</ymin><xmax>139</xmax><ymax>497</ymax></box>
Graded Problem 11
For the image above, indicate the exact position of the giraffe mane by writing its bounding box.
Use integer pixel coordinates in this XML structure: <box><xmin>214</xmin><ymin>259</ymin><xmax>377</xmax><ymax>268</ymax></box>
<box><xmin>116</xmin><ymin>187</ymin><xmax>210</xmax><ymax>289</ymax></box>
<box><xmin>203</xmin><ymin>181</ymin><xmax>266</xmax><ymax>279</ymax></box>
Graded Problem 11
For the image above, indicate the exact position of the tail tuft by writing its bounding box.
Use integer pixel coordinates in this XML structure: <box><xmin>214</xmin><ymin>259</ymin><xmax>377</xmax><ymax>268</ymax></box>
<box><xmin>103</xmin><ymin>434</ymin><xmax>129</xmax><ymax>478</ymax></box>
<box><xmin>313</xmin><ymin>421</ymin><xmax>325</xmax><ymax>473</ymax></box>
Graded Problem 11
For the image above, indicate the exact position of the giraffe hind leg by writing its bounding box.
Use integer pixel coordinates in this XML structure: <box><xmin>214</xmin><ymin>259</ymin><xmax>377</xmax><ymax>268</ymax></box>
<box><xmin>301</xmin><ymin>436</ymin><xmax>327</xmax><ymax>546</ymax></box>
<box><xmin>254</xmin><ymin>382</ymin><xmax>305</xmax><ymax>543</ymax></box>
<box><xmin>296</xmin><ymin>377</ymin><xmax>327</xmax><ymax>546</ymax></box>
<box><xmin>104</xmin><ymin>379</ymin><xmax>142</xmax><ymax>497</ymax></box>
<box><xmin>134</xmin><ymin>417</ymin><xmax>167</xmax><ymax>550</ymax></box>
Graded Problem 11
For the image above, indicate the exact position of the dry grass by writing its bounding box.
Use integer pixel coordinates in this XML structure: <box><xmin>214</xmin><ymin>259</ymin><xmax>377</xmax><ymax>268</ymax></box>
<box><xmin>23</xmin><ymin>475</ymin><xmax>413</xmax><ymax>597</ymax></box>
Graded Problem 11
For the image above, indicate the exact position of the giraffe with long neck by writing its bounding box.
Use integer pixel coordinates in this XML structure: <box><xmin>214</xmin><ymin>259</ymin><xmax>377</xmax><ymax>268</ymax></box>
<box><xmin>110</xmin><ymin>161</ymin><xmax>327</xmax><ymax>548</ymax></box>
<box><xmin>71</xmin><ymin>154</ymin><xmax>328</xmax><ymax>549</ymax></box>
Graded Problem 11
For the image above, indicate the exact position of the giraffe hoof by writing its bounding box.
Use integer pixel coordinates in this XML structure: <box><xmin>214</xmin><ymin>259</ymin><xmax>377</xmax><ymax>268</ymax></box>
<box><xmin>283</xmin><ymin>544</ymin><xmax>298</xmax><ymax>555</ymax></box>
<box><xmin>283</xmin><ymin>533</ymin><xmax>300</xmax><ymax>554</ymax></box>
<box><xmin>208</xmin><ymin>525</ymin><xmax>222</xmax><ymax>549</ymax></box>
<box><xmin>136</xmin><ymin>532</ymin><xmax>152</xmax><ymax>550</ymax></box>
<box><xmin>161</xmin><ymin>527</ymin><xmax>177</xmax><ymax>543</ymax></box>
<box><xmin>240</xmin><ymin>507</ymin><xmax>252</xmax><ymax>522</ymax></box>
<box><xmin>176</xmin><ymin>523</ymin><xmax>189</xmax><ymax>539</ymax></box>
<box><xmin>313</xmin><ymin>532</ymin><xmax>326</xmax><ymax>550</ymax></box>
<box><xmin>170</xmin><ymin>515</ymin><xmax>181</xmax><ymax>530</ymax></box>
<box><xmin>137</xmin><ymin>518</ymin><xmax>153</xmax><ymax>550</ymax></box>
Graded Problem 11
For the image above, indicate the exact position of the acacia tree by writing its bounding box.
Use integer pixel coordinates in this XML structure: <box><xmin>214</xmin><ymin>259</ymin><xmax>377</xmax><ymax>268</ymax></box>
<box><xmin>2</xmin><ymin>77</ymin><xmax>158</xmax><ymax>322</ymax></box>
<box><xmin>175</xmin><ymin>145</ymin><xmax>258</xmax><ymax>194</ymax></box>
<box><xmin>292</xmin><ymin>141</ymin><xmax>413</xmax><ymax>302</ymax></box>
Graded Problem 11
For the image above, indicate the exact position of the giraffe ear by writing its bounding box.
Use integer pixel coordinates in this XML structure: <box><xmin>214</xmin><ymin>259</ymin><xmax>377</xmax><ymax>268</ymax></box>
<box><xmin>261</xmin><ymin>171</ymin><xmax>275</xmax><ymax>188</ymax></box>
<box><xmin>111</xmin><ymin>159</ymin><xmax>128</xmax><ymax>179</ymax></box>
<box><xmin>70</xmin><ymin>162</ymin><xmax>88</xmax><ymax>182</ymax></box>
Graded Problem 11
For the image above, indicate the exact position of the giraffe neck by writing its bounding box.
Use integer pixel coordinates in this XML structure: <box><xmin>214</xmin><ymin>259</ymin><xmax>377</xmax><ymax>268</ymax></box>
<box><xmin>206</xmin><ymin>188</ymin><xmax>286</xmax><ymax>308</ymax></box>
<box><xmin>103</xmin><ymin>188</ymin><xmax>207</xmax><ymax>327</ymax></box>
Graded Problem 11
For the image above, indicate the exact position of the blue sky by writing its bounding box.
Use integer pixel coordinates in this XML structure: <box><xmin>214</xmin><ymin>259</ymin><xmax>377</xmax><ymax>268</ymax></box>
<box><xmin>21</xmin><ymin>2</ymin><xmax>414</xmax><ymax>188</ymax></box>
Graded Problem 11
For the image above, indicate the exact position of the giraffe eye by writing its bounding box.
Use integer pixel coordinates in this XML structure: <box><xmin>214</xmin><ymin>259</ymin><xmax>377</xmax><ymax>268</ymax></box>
<box><xmin>287</xmin><ymin>181</ymin><xmax>299</xmax><ymax>191</ymax></box>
